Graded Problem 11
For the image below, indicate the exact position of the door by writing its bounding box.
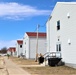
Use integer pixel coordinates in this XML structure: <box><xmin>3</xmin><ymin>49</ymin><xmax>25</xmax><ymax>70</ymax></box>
<box><xmin>56</xmin><ymin>43</ymin><xmax>61</xmax><ymax>52</ymax></box>
<box><xmin>56</xmin><ymin>43</ymin><xmax>61</xmax><ymax>58</ymax></box>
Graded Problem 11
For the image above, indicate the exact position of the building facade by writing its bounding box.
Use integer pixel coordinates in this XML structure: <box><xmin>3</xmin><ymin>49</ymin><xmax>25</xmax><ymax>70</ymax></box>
<box><xmin>16</xmin><ymin>40</ymin><xmax>23</xmax><ymax>57</ymax></box>
<box><xmin>46</xmin><ymin>2</ymin><xmax>76</xmax><ymax>68</ymax></box>
<box><xmin>7</xmin><ymin>47</ymin><xmax>16</xmax><ymax>56</ymax></box>
<box><xmin>23</xmin><ymin>32</ymin><xmax>46</xmax><ymax>59</ymax></box>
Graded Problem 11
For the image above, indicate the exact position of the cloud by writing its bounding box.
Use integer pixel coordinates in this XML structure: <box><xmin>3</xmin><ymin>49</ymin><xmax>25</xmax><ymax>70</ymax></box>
<box><xmin>0</xmin><ymin>40</ymin><xmax>16</xmax><ymax>49</ymax></box>
<box><xmin>0</xmin><ymin>2</ymin><xmax>51</xmax><ymax>20</ymax></box>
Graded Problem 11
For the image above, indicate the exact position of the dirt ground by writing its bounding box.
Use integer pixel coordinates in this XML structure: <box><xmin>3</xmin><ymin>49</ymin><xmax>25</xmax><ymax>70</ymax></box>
<box><xmin>10</xmin><ymin>56</ymin><xmax>38</xmax><ymax>65</ymax></box>
<box><xmin>22</xmin><ymin>66</ymin><xmax>76</xmax><ymax>75</ymax></box>
<box><xmin>0</xmin><ymin>56</ymin><xmax>8</xmax><ymax>75</ymax></box>
<box><xmin>10</xmin><ymin>57</ymin><xmax>76</xmax><ymax>75</ymax></box>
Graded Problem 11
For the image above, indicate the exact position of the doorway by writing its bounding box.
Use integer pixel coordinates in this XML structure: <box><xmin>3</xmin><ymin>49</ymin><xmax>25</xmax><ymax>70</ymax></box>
<box><xmin>56</xmin><ymin>43</ymin><xmax>61</xmax><ymax>52</ymax></box>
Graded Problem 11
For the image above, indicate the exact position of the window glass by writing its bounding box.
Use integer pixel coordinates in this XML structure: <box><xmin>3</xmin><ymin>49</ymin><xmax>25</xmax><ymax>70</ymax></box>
<box><xmin>57</xmin><ymin>20</ymin><xmax>60</xmax><ymax>30</ymax></box>
<box><xmin>56</xmin><ymin>44</ymin><xmax>61</xmax><ymax>52</ymax></box>
<box><xmin>20</xmin><ymin>45</ymin><xmax>22</xmax><ymax>48</ymax></box>
<box><xmin>59</xmin><ymin>44</ymin><xmax>61</xmax><ymax>51</ymax></box>
<box><xmin>56</xmin><ymin>45</ymin><xmax>58</xmax><ymax>51</ymax></box>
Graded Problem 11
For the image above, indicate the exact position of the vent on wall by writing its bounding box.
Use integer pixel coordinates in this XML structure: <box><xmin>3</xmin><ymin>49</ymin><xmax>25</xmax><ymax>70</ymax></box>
<box><xmin>68</xmin><ymin>39</ymin><xmax>71</xmax><ymax>45</ymax></box>
<box><xmin>67</xmin><ymin>13</ymin><xmax>70</xmax><ymax>18</ymax></box>
<box><xmin>49</xmin><ymin>16</ymin><xmax>52</xmax><ymax>21</ymax></box>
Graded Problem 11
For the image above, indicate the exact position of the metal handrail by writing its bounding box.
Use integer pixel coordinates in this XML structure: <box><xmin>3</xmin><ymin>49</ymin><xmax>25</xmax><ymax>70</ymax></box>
<box><xmin>43</xmin><ymin>52</ymin><xmax>62</xmax><ymax>59</ymax></box>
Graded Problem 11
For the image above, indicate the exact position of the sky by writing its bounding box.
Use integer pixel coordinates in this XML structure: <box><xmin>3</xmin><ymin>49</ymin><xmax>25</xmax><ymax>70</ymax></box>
<box><xmin>0</xmin><ymin>0</ymin><xmax>76</xmax><ymax>49</ymax></box>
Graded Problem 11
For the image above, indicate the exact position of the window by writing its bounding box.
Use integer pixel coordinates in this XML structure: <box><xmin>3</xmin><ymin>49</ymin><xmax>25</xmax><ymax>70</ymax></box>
<box><xmin>59</xmin><ymin>44</ymin><xmax>61</xmax><ymax>51</ymax></box>
<box><xmin>56</xmin><ymin>44</ymin><xmax>61</xmax><ymax>52</ymax></box>
<box><xmin>57</xmin><ymin>20</ymin><xmax>60</xmax><ymax>30</ymax></box>
<box><xmin>58</xmin><ymin>39</ymin><xmax>59</xmax><ymax>41</ymax></box>
<box><xmin>20</xmin><ymin>45</ymin><xmax>22</xmax><ymax>48</ymax></box>
<box><xmin>56</xmin><ymin>45</ymin><xmax>58</xmax><ymax>51</ymax></box>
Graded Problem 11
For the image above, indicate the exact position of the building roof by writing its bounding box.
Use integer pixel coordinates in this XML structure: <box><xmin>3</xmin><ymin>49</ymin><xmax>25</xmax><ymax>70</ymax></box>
<box><xmin>17</xmin><ymin>40</ymin><xmax>23</xmax><ymax>44</ymax></box>
<box><xmin>57</xmin><ymin>2</ymin><xmax>76</xmax><ymax>5</ymax></box>
<box><xmin>8</xmin><ymin>47</ymin><xmax>16</xmax><ymax>52</ymax></box>
<box><xmin>26</xmin><ymin>32</ymin><xmax>46</xmax><ymax>37</ymax></box>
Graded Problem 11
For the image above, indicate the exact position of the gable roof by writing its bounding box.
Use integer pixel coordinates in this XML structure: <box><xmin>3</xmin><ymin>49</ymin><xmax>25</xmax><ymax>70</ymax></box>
<box><xmin>17</xmin><ymin>40</ymin><xmax>23</xmax><ymax>44</ymax></box>
<box><xmin>8</xmin><ymin>47</ymin><xmax>16</xmax><ymax>52</ymax></box>
<box><xmin>26</xmin><ymin>32</ymin><xmax>46</xmax><ymax>37</ymax></box>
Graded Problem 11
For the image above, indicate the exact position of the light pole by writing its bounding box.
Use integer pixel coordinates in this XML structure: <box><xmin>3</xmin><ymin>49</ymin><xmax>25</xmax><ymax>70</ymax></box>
<box><xmin>35</xmin><ymin>24</ymin><xmax>39</xmax><ymax>62</ymax></box>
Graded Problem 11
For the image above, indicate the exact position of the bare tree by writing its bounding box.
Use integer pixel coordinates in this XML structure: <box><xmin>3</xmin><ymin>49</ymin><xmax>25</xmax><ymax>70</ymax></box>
<box><xmin>0</xmin><ymin>47</ymin><xmax>7</xmax><ymax>54</ymax></box>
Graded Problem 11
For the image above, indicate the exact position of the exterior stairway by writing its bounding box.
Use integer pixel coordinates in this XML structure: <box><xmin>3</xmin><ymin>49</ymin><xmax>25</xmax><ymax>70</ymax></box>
<box><xmin>40</xmin><ymin>52</ymin><xmax>62</xmax><ymax>66</ymax></box>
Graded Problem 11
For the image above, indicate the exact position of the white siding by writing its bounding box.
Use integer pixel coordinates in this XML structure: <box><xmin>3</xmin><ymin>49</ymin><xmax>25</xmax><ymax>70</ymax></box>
<box><xmin>7</xmin><ymin>51</ymin><xmax>11</xmax><ymax>55</ymax></box>
<box><xmin>16</xmin><ymin>42</ymin><xmax>23</xmax><ymax>57</ymax></box>
<box><xmin>12</xmin><ymin>51</ymin><xmax>15</xmax><ymax>56</ymax></box>
<box><xmin>29</xmin><ymin>37</ymin><xmax>36</xmax><ymax>59</ymax></box>
<box><xmin>29</xmin><ymin>37</ymin><xmax>46</xmax><ymax>59</ymax></box>
<box><xmin>46</xmin><ymin>20</ymin><xmax>51</xmax><ymax>52</ymax></box>
<box><xmin>23</xmin><ymin>33</ymin><xmax>30</xmax><ymax>59</ymax></box>
<box><xmin>47</xmin><ymin>2</ymin><xmax>76</xmax><ymax>68</ymax></box>
<box><xmin>23</xmin><ymin>33</ymin><xmax>47</xmax><ymax>59</ymax></box>
<box><xmin>26</xmin><ymin>37</ymin><xmax>30</xmax><ymax>59</ymax></box>
<box><xmin>16</xmin><ymin>44</ymin><xmax>18</xmax><ymax>57</ymax></box>
<box><xmin>7</xmin><ymin>51</ymin><xmax>15</xmax><ymax>56</ymax></box>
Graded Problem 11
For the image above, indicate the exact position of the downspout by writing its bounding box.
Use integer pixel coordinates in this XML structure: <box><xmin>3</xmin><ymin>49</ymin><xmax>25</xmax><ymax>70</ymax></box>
<box><xmin>29</xmin><ymin>37</ymin><xmax>30</xmax><ymax>59</ymax></box>
<box><xmin>49</xmin><ymin>21</ymin><xmax>50</xmax><ymax>52</ymax></box>
<box><xmin>48</xmin><ymin>16</ymin><xmax>52</xmax><ymax>52</ymax></box>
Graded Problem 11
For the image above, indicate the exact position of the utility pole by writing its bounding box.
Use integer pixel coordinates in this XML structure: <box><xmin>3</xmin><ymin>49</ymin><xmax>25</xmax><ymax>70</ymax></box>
<box><xmin>35</xmin><ymin>24</ymin><xmax>39</xmax><ymax>62</ymax></box>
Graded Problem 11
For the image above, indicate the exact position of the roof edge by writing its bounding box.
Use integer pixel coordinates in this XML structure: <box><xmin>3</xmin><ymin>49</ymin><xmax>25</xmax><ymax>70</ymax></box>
<box><xmin>57</xmin><ymin>2</ymin><xmax>76</xmax><ymax>4</ymax></box>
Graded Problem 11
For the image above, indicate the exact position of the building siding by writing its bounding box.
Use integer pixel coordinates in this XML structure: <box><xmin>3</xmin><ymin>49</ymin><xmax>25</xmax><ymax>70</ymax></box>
<box><xmin>47</xmin><ymin>2</ymin><xmax>76</xmax><ymax>68</ymax></box>
<box><xmin>29</xmin><ymin>37</ymin><xmax>46</xmax><ymax>59</ymax></box>
<box><xmin>16</xmin><ymin>42</ymin><xmax>23</xmax><ymax>57</ymax></box>
<box><xmin>23</xmin><ymin>32</ymin><xmax>47</xmax><ymax>59</ymax></box>
<box><xmin>23</xmin><ymin>33</ymin><xmax>29</xmax><ymax>58</ymax></box>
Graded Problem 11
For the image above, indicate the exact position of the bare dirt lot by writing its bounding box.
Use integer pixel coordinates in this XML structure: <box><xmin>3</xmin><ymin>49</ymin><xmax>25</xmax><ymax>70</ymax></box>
<box><xmin>10</xmin><ymin>56</ymin><xmax>38</xmax><ymax>65</ymax></box>
<box><xmin>22</xmin><ymin>66</ymin><xmax>76</xmax><ymax>75</ymax></box>
<box><xmin>0</xmin><ymin>57</ymin><xmax>8</xmax><ymax>75</ymax></box>
<box><xmin>10</xmin><ymin>57</ymin><xmax>76</xmax><ymax>75</ymax></box>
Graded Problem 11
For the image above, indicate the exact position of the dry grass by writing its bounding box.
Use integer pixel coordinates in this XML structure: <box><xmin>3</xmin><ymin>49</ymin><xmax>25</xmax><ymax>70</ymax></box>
<box><xmin>22</xmin><ymin>66</ymin><xmax>76</xmax><ymax>75</ymax></box>
<box><xmin>10</xmin><ymin>56</ymin><xmax>76</xmax><ymax>75</ymax></box>
<box><xmin>9</xmin><ymin>56</ymin><xmax>38</xmax><ymax>65</ymax></box>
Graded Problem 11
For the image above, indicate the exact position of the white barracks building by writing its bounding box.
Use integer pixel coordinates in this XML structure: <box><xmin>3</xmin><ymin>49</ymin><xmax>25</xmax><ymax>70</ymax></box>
<box><xmin>46</xmin><ymin>2</ymin><xmax>76</xmax><ymax>68</ymax></box>
<box><xmin>23</xmin><ymin>32</ymin><xmax>46</xmax><ymax>59</ymax></box>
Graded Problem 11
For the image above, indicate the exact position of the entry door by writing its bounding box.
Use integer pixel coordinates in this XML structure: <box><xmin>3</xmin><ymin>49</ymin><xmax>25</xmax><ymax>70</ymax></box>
<box><xmin>56</xmin><ymin>43</ymin><xmax>61</xmax><ymax>52</ymax></box>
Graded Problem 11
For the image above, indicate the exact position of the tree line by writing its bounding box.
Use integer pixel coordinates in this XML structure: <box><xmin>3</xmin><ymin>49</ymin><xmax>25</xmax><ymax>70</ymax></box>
<box><xmin>0</xmin><ymin>47</ymin><xmax>7</xmax><ymax>54</ymax></box>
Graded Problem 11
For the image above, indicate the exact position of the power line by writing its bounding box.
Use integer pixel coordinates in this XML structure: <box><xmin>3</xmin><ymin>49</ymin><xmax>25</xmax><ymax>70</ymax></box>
<box><xmin>39</xmin><ymin>16</ymin><xmax>50</xmax><ymax>28</ymax></box>
<box><xmin>39</xmin><ymin>21</ymin><xmax>47</xmax><ymax>28</ymax></box>
<box><xmin>34</xmin><ymin>25</ymin><xmax>40</xmax><ymax>32</ymax></box>
<box><xmin>33</xmin><ymin>15</ymin><xmax>50</xmax><ymax>32</ymax></box>
<box><xmin>34</xmin><ymin>27</ymin><xmax>37</xmax><ymax>32</ymax></box>
<box><xmin>34</xmin><ymin>24</ymin><xmax>46</xmax><ymax>32</ymax></box>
